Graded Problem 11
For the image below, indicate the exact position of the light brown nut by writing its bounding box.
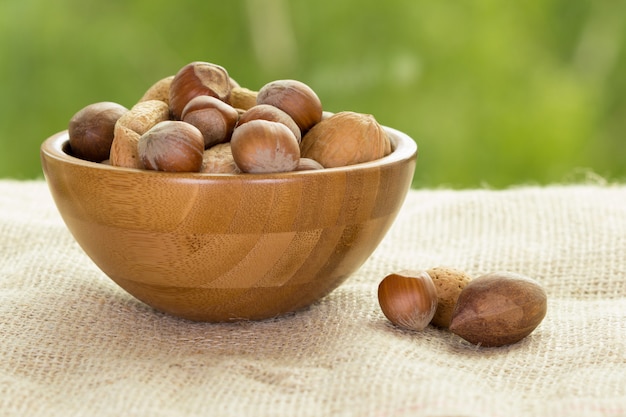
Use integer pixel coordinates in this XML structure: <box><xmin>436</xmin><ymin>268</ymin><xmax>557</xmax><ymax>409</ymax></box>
<box><xmin>138</xmin><ymin>75</ymin><xmax>174</xmax><ymax>105</ymax></box>
<box><xmin>138</xmin><ymin>121</ymin><xmax>204</xmax><ymax>172</ymax></box>
<box><xmin>201</xmin><ymin>143</ymin><xmax>240</xmax><ymax>174</ymax></box>
<box><xmin>230</xmin><ymin>119</ymin><xmax>300</xmax><ymax>173</ymax></box>
<box><xmin>449</xmin><ymin>272</ymin><xmax>548</xmax><ymax>347</ymax></box>
<box><xmin>228</xmin><ymin>87</ymin><xmax>258</xmax><ymax>111</ymax></box>
<box><xmin>300</xmin><ymin>111</ymin><xmax>391</xmax><ymax>168</ymax></box>
<box><xmin>116</xmin><ymin>100</ymin><xmax>171</xmax><ymax>136</ymax></box>
<box><xmin>426</xmin><ymin>267</ymin><xmax>472</xmax><ymax>328</ymax></box>
<box><xmin>109</xmin><ymin>100</ymin><xmax>171</xmax><ymax>169</ymax></box>
<box><xmin>109</xmin><ymin>124</ymin><xmax>142</xmax><ymax>169</ymax></box>
<box><xmin>237</xmin><ymin>104</ymin><xmax>301</xmax><ymax>142</ymax></box>
<box><xmin>378</xmin><ymin>270</ymin><xmax>438</xmax><ymax>331</ymax></box>
<box><xmin>295</xmin><ymin>158</ymin><xmax>324</xmax><ymax>171</ymax></box>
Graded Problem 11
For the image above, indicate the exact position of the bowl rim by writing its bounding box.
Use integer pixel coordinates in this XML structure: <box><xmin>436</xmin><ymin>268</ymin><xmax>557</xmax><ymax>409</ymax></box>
<box><xmin>41</xmin><ymin>126</ymin><xmax>417</xmax><ymax>180</ymax></box>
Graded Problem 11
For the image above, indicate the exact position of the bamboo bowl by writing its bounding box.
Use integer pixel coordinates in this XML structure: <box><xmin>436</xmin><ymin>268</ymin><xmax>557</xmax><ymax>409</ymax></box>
<box><xmin>40</xmin><ymin>127</ymin><xmax>417</xmax><ymax>322</ymax></box>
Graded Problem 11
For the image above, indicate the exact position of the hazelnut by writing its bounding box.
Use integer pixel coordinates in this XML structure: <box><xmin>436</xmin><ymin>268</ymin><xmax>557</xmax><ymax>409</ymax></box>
<box><xmin>169</xmin><ymin>61</ymin><xmax>232</xmax><ymax>120</ymax></box>
<box><xmin>449</xmin><ymin>272</ymin><xmax>548</xmax><ymax>347</ymax></box>
<box><xmin>256</xmin><ymin>79</ymin><xmax>322</xmax><ymax>133</ymax></box>
<box><xmin>181</xmin><ymin>96</ymin><xmax>239</xmax><ymax>148</ymax></box>
<box><xmin>426</xmin><ymin>267</ymin><xmax>472</xmax><ymax>328</ymax></box>
<box><xmin>230</xmin><ymin>119</ymin><xmax>300</xmax><ymax>173</ymax></box>
<box><xmin>300</xmin><ymin>111</ymin><xmax>391</xmax><ymax>168</ymax></box>
<box><xmin>138</xmin><ymin>121</ymin><xmax>204</xmax><ymax>172</ymax></box>
<box><xmin>237</xmin><ymin>104</ymin><xmax>301</xmax><ymax>142</ymax></box>
<box><xmin>378</xmin><ymin>270</ymin><xmax>438</xmax><ymax>331</ymax></box>
<box><xmin>68</xmin><ymin>102</ymin><xmax>128</xmax><ymax>162</ymax></box>
<box><xmin>201</xmin><ymin>143</ymin><xmax>240</xmax><ymax>174</ymax></box>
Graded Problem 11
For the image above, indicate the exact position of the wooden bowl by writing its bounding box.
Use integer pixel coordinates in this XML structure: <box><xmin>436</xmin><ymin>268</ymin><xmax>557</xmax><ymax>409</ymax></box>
<box><xmin>40</xmin><ymin>127</ymin><xmax>417</xmax><ymax>321</ymax></box>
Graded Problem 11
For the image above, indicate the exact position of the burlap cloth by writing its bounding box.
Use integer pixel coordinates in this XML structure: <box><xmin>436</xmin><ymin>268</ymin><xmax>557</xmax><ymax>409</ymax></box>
<box><xmin>1</xmin><ymin>180</ymin><xmax>625</xmax><ymax>417</ymax></box>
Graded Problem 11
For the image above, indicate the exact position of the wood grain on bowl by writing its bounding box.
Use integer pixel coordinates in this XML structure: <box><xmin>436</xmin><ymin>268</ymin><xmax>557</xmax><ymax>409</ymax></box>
<box><xmin>40</xmin><ymin>128</ymin><xmax>417</xmax><ymax>321</ymax></box>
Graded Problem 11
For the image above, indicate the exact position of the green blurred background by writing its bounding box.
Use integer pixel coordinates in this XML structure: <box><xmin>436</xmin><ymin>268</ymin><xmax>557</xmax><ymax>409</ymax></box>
<box><xmin>1</xmin><ymin>0</ymin><xmax>625</xmax><ymax>188</ymax></box>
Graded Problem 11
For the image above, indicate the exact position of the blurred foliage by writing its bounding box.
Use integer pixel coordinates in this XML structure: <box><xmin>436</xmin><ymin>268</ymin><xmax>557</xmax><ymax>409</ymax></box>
<box><xmin>1</xmin><ymin>0</ymin><xmax>625</xmax><ymax>188</ymax></box>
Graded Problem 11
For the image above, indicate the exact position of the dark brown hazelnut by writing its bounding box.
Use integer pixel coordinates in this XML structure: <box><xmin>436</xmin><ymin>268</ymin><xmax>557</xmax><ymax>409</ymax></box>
<box><xmin>181</xmin><ymin>96</ymin><xmax>239</xmax><ymax>148</ymax></box>
<box><xmin>68</xmin><ymin>102</ymin><xmax>128</xmax><ymax>162</ymax></box>
<box><xmin>256</xmin><ymin>79</ymin><xmax>322</xmax><ymax>133</ymax></box>
<box><xmin>169</xmin><ymin>61</ymin><xmax>232</xmax><ymax>120</ymax></box>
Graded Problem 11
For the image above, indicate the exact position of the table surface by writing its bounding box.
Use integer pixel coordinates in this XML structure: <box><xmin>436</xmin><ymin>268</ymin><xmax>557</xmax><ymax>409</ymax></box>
<box><xmin>1</xmin><ymin>180</ymin><xmax>625</xmax><ymax>417</ymax></box>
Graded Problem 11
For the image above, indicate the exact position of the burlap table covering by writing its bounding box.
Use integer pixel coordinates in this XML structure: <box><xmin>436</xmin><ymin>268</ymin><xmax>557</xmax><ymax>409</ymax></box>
<box><xmin>1</xmin><ymin>180</ymin><xmax>625</xmax><ymax>417</ymax></box>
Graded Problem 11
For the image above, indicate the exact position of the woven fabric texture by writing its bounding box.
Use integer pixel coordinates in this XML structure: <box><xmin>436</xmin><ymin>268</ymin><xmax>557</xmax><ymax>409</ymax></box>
<box><xmin>1</xmin><ymin>180</ymin><xmax>625</xmax><ymax>417</ymax></box>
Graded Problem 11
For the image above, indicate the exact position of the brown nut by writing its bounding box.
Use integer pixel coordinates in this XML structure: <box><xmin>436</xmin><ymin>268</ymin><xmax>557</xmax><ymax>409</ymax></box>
<box><xmin>201</xmin><ymin>143</ymin><xmax>240</xmax><ymax>174</ymax></box>
<box><xmin>256</xmin><ymin>79</ymin><xmax>322</xmax><ymax>133</ymax></box>
<box><xmin>228</xmin><ymin>86</ymin><xmax>258</xmax><ymax>111</ymax></box>
<box><xmin>300</xmin><ymin>111</ymin><xmax>391</xmax><ymax>168</ymax></box>
<box><xmin>181</xmin><ymin>96</ymin><xmax>239</xmax><ymax>148</ymax></box>
<box><xmin>426</xmin><ymin>267</ymin><xmax>472</xmax><ymax>328</ymax></box>
<box><xmin>237</xmin><ymin>104</ymin><xmax>301</xmax><ymax>142</ymax></box>
<box><xmin>295</xmin><ymin>158</ymin><xmax>324</xmax><ymax>171</ymax></box>
<box><xmin>449</xmin><ymin>272</ymin><xmax>548</xmax><ymax>347</ymax></box>
<box><xmin>230</xmin><ymin>119</ymin><xmax>300</xmax><ymax>173</ymax></box>
<box><xmin>169</xmin><ymin>61</ymin><xmax>232</xmax><ymax>120</ymax></box>
<box><xmin>378</xmin><ymin>270</ymin><xmax>438</xmax><ymax>331</ymax></box>
<box><xmin>68</xmin><ymin>102</ymin><xmax>128</xmax><ymax>162</ymax></box>
<box><xmin>138</xmin><ymin>75</ymin><xmax>174</xmax><ymax>105</ymax></box>
<box><xmin>138</xmin><ymin>120</ymin><xmax>204</xmax><ymax>172</ymax></box>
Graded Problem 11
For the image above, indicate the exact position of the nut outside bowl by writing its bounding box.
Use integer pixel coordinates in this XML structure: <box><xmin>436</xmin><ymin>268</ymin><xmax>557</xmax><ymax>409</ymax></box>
<box><xmin>40</xmin><ymin>127</ymin><xmax>417</xmax><ymax>322</ymax></box>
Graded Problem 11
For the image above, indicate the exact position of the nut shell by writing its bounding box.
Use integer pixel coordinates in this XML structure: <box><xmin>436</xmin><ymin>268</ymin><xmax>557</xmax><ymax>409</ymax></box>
<box><xmin>449</xmin><ymin>272</ymin><xmax>548</xmax><ymax>347</ymax></box>
<box><xmin>116</xmin><ymin>100</ymin><xmax>170</xmax><ymax>136</ymax></box>
<box><xmin>169</xmin><ymin>61</ymin><xmax>232</xmax><ymax>120</ymax></box>
<box><xmin>295</xmin><ymin>158</ymin><xmax>324</xmax><ymax>171</ymax></box>
<box><xmin>228</xmin><ymin>86</ymin><xmax>258</xmax><ymax>111</ymax></box>
<box><xmin>139</xmin><ymin>75</ymin><xmax>174</xmax><ymax>105</ymax></box>
<box><xmin>182</xmin><ymin>96</ymin><xmax>239</xmax><ymax>148</ymax></box>
<box><xmin>109</xmin><ymin>100</ymin><xmax>171</xmax><ymax>169</ymax></box>
<box><xmin>256</xmin><ymin>79</ymin><xmax>322</xmax><ymax>133</ymax></box>
<box><xmin>201</xmin><ymin>143</ymin><xmax>240</xmax><ymax>174</ymax></box>
<box><xmin>138</xmin><ymin>121</ymin><xmax>204</xmax><ymax>172</ymax></box>
<box><xmin>109</xmin><ymin>124</ymin><xmax>142</xmax><ymax>169</ymax></box>
<box><xmin>68</xmin><ymin>102</ymin><xmax>128</xmax><ymax>162</ymax></box>
<box><xmin>300</xmin><ymin>111</ymin><xmax>391</xmax><ymax>168</ymax></box>
<box><xmin>230</xmin><ymin>120</ymin><xmax>300</xmax><ymax>173</ymax></box>
<box><xmin>237</xmin><ymin>104</ymin><xmax>301</xmax><ymax>142</ymax></box>
<box><xmin>426</xmin><ymin>267</ymin><xmax>472</xmax><ymax>328</ymax></box>
<box><xmin>378</xmin><ymin>270</ymin><xmax>438</xmax><ymax>331</ymax></box>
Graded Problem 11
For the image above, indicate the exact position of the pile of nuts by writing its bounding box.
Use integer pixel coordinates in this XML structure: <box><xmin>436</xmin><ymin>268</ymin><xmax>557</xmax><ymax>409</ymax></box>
<box><xmin>67</xmin><ymin>61</ymin><xmax>392</xmax><ymax>174</ymax></box>
<box><xmin>377</xmin><ymin>267</ymin><xmax>548</xmax><ymax>347</ymax></box>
